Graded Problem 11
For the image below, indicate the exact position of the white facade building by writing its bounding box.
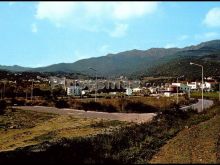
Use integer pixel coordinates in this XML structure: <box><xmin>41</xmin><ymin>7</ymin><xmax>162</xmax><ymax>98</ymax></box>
<box><xmin>67</xmin><ymin>86</ymin><xmax>82</xmax><ymax>96</ymax></box>
<box><xmin>187</xmin><ymin>82</ymin><xmax>198</xmax><ymax>90</ymax></box>
<box><xmin>125</xmin><ymin>88</ymin><xmax>132</xmax><ymax>96</ymax></box>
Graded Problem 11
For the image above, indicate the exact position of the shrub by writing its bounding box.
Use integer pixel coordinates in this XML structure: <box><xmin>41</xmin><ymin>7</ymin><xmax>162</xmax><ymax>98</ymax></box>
<box><xmin>81</xmin><ymin>101</ymin><xmax>103</xmax><ymax>111</ymax></box>
<box><xmin>0</xmin><ymin>100</ymin><xmax>7</xmax><ymax>115</ymax></box>
<box><xmin>80</xmin><ymin>101</ymin><xmax>117</xmax><ymax>112</ymax></box>
<box><xmin>124</xmin><ymin>101</ymin><xmax>158</xmax><ymax>113</ymax></box>
<box><xmin>102</xmin><ymin>104</ymin><xmax>117</xmax><ymax>112</ymax></box>
<box><xmin>55</xmin><ymin>99</ymin><xmax>70</xmax><ymax>109</ymax></box>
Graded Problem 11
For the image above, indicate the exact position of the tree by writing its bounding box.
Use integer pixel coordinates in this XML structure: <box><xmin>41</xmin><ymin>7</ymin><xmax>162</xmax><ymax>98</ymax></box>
<box><xmin>52</xmin><ymin>85</ymin><xmax>66</xmax><ymax>98</ymax></box>
<box><xmin>0</xmin><ymin>100</ymin><xmax>7</xmax><ymax>115</ymax></box>
<box><xmin>55</xmin><ymin>99</ymin><xmax>69</xmax><ymax>109</ymax></box>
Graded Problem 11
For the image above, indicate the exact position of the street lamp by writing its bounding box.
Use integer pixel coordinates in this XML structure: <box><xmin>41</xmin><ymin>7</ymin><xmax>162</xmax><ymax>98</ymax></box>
<box><xmin>219</xmin><ymin>83</ymin><xmax>220</xmax><ymax>102</ymax></box>
<box><xmin>31</xmin><ymin>79</ymin><xmax>34</xmax><ymax>102</ymax></box>
<box><xmin>89</xmin><ymin>67</ymin><xmax>97</xmax><ymax>102</ymax></box>
<box><xmin>190</xmin><ymin>62</ymin><xmax>204</xmax><ymax>111</ymax></box>
<box><xmin>176</xmin><ymin>75</ymin><xmax>184</xmax><ymax>104</ymax></box>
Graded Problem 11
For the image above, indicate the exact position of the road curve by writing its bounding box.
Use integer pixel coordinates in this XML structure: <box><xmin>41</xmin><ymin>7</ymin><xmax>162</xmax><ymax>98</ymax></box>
<box><xmin>13</xmin><ymin>106</ymin><xmax>157</xmax><ymax>124</ymax></box>
<box><xmin>12</xmin><ymin>99</ymin><xmax>213</xmax><ymax>123</ymax></box>
<box><xmin>180</xmin><ymin>99</ymin><xmax>214</xmax><ymax>112</ymax></box>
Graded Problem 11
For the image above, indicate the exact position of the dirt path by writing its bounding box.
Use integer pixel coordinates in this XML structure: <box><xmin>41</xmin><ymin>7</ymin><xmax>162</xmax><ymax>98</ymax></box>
<box><xmin>13</xmin><ymin>106</ymin><xmax>157</xmax><ymax>123</ymax></box>
<box><xmin>13</xmin><ymin>99</ymin><xmax>213</xmax><ymax>124</ymax></box>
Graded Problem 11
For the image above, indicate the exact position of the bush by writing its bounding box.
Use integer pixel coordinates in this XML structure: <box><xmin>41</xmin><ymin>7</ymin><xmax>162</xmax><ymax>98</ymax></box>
<box><xmin>124</xmin><ymin>101</ymin><xmax>158</xmax><ymax>113</ymax></box>
<box><xmin>0</xmin><ymin>100</ymin><xmax>7</xmax><ymax>115</ymax></box>
<box><xmin>80</xmin><ymin>101</ymin><xmax>117</xmax><ymax>112</ymax></box>
<box><xmin>55</xmin><ymin>99</ymin><xmax>70</xmax><ymax>109</ymax></box>
<box><xmin>81</xmin><ymin>101</ymin><xmax>103</xmax><ymax>111</ymax></box>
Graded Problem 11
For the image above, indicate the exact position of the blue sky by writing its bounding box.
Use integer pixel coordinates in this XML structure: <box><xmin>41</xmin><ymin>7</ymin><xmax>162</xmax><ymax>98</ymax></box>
<box><xmin>1</xmin><ymin>1</ymin><xmax>220</xmax><ymax>67</ymax></box>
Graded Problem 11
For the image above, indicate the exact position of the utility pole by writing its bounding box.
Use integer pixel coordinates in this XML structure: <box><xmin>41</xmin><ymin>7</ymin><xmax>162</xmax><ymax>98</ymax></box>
<box><xmin>219</xmin><ymin>83</ymin><xmax>220</xmax><ymax>102</ymax></box>
<box><xmin>176</xmin><ymin>75</ymin><xmax>184</xmax><ymax>105</ymax></box>
<box><xmin>89</xmin><ymin>67</ymin><xmax>97</xmax><ymax>102</ymax></box>
<box><xmin>3</xmin><ymin>81</ymin><xmax>6</xmax><ymax>99</ymax></box>
<box><xmin>188</xmin><ymin>87</ymin><xmax>191</xmax><ymax>99</ymax></box>
<box><xmin>202</xmin><ymin>66</ymin><xmax>204</xmax><ymax>111</ymax></box>
<box><xmin>75</xmin><ymin>80</ymin><xmax>77</xmax><ymax>96</ymax></box>
<box><xmin>190</xmin><ymin>62</ymin><xmax>204</xmax><ymax>111</ymax></box>
<box><xmin>26</xmin><ymin>90</ymin><xmax>28</xmax><ymax>101</ymax></box>
<box><xmin>31</xmin><ymin>80</ymin><xmax>33</xmax><ymax>102</ymax></box>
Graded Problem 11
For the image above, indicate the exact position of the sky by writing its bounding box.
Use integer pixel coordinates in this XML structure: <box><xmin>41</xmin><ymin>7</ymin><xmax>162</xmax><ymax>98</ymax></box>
<box><xmin>1</xmin><ymin>1</ymin><xmax>220</xmax><ymax>67</ymax></box>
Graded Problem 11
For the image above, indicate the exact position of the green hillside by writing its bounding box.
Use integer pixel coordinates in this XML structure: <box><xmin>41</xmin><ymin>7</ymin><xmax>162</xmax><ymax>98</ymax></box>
<box><xmin>0</xmin><ymin>40</ymin><xmax>220</xmax><ymax>79</ymax></box>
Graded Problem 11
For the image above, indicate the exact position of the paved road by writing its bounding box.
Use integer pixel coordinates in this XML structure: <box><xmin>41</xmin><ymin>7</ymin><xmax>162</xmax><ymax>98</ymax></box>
<box><xmin>180</xmin><ymin>99</ymin><xmax>214</xmax><ymax>112</ymax></box>
<box><xmin>13</xmin><ymin>99</ymin><xmax>213</xmax><ymax>123</ymax></box>
<box><xmin>13</xmin><ymin>106</ymin><xmax>157</xmax><ymax>124</ymax></box>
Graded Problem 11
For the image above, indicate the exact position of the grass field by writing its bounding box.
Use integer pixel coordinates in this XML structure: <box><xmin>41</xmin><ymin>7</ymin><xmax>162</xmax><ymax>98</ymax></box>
<box><xmin>0</xmin><ymin>108</ymin><xmax>125</xmax><ymax>152</ymax></box>
<box><xmin>150</xmin><ymin>104</ymin><xmax>220</xmax><ymax>164</ymax></box>
<box><xmin>191</xmin><ymin>91</ymin><xmax>220</xmax><ymax>100</ymax></box>
<box><xmin>71</xmin><ymin>96</ymin><xmax>191</xmax><ymax>112</ymax></box>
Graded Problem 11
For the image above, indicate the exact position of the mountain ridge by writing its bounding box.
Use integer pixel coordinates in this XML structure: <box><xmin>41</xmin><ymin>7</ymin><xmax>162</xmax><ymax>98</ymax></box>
<box><xmin>1</xmin><ymin>39</ymin><xmax>220</xmax><ymax>78</ymax></box>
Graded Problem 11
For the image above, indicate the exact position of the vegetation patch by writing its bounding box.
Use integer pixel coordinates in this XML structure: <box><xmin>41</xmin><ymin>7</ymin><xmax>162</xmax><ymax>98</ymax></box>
<box><xmin>0</xmin><ymin>105</ymin><xmax>200</xmax><ymax>164</ymax></box>
<box><xmin>0</xmin><ymin>108</ymin><xmax>124</xmax><ymax>152</ymax></box>
<box><xmin>150</xmin><ymin>104</ymin><xmax>220</xmax><ymax>164</ymax></box>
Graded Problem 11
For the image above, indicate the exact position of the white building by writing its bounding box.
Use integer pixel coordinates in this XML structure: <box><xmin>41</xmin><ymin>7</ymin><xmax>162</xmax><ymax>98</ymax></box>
<box><xmin>148</xmin><ymin>87</ymin><xmax>158</xmax><ymax>94</ymax></box>
<box><xmin>125</xmin><ymin>87</ymin><xmax>132</xmax><ymax>96</ymax></box>
<box><xmin>171</xmin><ymin>83</ymin><xmax>181</xmax><ymax>87</ymax></box>
<box><xmin>164</xmin><ymin>92</ymin><xmax>172</xmax><ymax>97</ymax></box>
<box><xmin>187</xmin><ymin>82</ymin><xmax>198</xmax><ymax>90</ymax></box>
<box><xmin>204</xmin><ymin>82</ymin><xmax>215</xmax><ymax>91</ymax></box>
<box><xmin>67</xmin><ymin>86</ymin><xmax>82</xmax><ymax>96</ymax></box>
<box><xmin>172</xmin><ymin>83</ymin><xmax>190</xmax><ymax>93</ymax></box>
<box><xmin>132</xmin><ymin>87</ymin><xmax>142</xmax><ymax>93</ymax></box>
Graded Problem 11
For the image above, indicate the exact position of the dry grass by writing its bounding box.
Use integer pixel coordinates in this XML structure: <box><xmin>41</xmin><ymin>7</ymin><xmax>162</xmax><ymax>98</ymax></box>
<box><xmin>150</xmin><ymin>106</ymin><xmax>220</xmax><ymax>164</ymax></box>
<box><xmin>0</xmin><ymin>109</ymin><xmax>125</xmax><ymax>152</ymax></box>
<box><xmin>72</xmin><ymin>96</ymin><xmax>188</xmax><ymax>111</ymax></box>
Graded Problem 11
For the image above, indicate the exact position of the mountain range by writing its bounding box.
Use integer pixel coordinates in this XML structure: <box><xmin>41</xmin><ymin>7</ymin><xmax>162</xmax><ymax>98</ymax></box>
<box><xmin>1</xmin><ymin>40</ymin><xmax>220</xmax><ymax>79</ymax></box>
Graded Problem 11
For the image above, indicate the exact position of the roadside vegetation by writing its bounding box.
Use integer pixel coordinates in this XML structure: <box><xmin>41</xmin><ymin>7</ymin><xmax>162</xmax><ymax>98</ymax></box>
<box><xmin>0</xmin><ymin>108</ymin><xmax>125</xmax><ymax>152</ymax></box>
<box><xmin>191</xmin><ymin>91</ymin><xmax>220</xmax><ymax>100</ymax></box>
<box><xmin>0</xmin><ymin>101</ymin><xmax>219</xmax><ymax>163</ymax></box>
<box><xmin>150</xmin><ymin>102</ymin><xmax>220</xmax><ymax>164</ymax></box>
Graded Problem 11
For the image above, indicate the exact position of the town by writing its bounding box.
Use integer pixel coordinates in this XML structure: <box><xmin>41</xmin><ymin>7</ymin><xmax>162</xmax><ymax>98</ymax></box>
<box><xmin>1</xmin><ymin>71</ymin><xmax>219</xmax><ymax>101</ymax></box>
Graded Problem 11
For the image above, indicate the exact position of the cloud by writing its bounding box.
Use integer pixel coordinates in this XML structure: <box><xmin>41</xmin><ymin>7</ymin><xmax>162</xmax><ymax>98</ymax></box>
<box><xmin>73</xmin><ymin>50</ymin><xmax>91</xmax><ymax>61</ymax></box>
<box><xmin>112</xmin><ymin>2</ymin><xmax>159</xmax><ymax>20</ymax></box>
<box><xmin>35</xmin><ymin>2</ymin><xmax>78</xmax><ymax>27</ymax></box>
<box><xmin>98</xmin><ymin>45</ymin><xmax>110</xmax><ymax>54</ymax></box>
<box><xmin>194</xmin><ymin>32</ymin><xmax>220</xmax><ymax>40</ymax></box>
<box><xmin>8</xmin><ymin>2</ymin><xmax>16</xmax><ymax>6</ymax></box>
<box><xmin>203</xmin><ymin>7</ymin><xmax>220</xmax><ymax>27</ymax></box>
<box><xmin>31</xmin><ymin>23</ymin><xmax>38</xmax><ymax>33</ymax></box>
<box><xmin>35</xmin><ymin>2</ymin><xmax>159</xmax><ymax>29</ymax></box>
<box><xmin>110</xmin><ymin>24</ymin><xmax>128</xmax><ymax>38</ymax></box>
<box><xmin>164</xmin><ymin>43</ymin><xmax>176</xmax><ymax>49</ymax></box>
<box><xmin>178</xmin><ymin>35</ymin><xmax>189</xmax><ymax>41</ymax></box>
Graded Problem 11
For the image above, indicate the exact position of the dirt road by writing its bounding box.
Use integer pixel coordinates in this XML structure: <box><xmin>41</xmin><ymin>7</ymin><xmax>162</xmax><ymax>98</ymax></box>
<box><xmin>13</xmin><ymin>106</ymin><xmax>157</xmax><ymax>124</ymax></box>
<box><xmin>13</xmin><ymin>99</ymin><xmax>213</xmax><ymax>123</ymax></box>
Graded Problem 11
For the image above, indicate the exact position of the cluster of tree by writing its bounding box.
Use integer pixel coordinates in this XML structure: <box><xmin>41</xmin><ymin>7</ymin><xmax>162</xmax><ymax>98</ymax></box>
<box><xmin>0</xmin><ymin>100</ymin><xmax>7</xmax><ymax>115</ymax></box>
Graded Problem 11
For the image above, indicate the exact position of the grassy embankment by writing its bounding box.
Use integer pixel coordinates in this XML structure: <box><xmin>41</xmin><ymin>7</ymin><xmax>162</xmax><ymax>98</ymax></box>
<box><xmin>191</xmin><ymin>91</ymin><xmax>219</xmax><ymax>100</ymax></box>
<box><xmin>1</xmin><ymin>102</ymin><xmax>219</xmax><ymax>163</ymax></box>
<box><xmin>150</xmin><ymin>100</ymin><xmax>220</xmax><ymax>163</ymax></box>
<box><xmin>0</xmin><ymin>108</ymin><xmax>125</xmax><ymax>152</ymax></box>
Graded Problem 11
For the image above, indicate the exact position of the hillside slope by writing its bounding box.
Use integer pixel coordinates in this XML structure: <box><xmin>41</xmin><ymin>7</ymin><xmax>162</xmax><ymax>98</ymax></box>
<box><xmin>0</xmin><ymin>40</ymin><xmax>220</xmax><ymax>78</ymax></box>
<box><xmin>150</xmin><ymin>105</ymin><xmax>220</xmax><ymax>164</ymax></box>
